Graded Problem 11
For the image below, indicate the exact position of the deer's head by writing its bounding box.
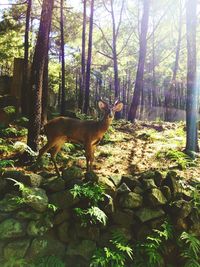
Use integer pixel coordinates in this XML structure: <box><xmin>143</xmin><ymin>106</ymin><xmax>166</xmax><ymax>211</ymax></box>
<box><xmin>98</xmin><ymin>100</ymin><xmax>123</xmax><ymax>123</ymax></box>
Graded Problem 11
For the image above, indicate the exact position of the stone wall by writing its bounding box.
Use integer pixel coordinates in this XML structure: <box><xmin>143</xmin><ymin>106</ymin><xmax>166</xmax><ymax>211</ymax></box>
<box><xmin>0</xmin><ymin>168</ymin><xmax>199</xmax><ymax>266</ymax></box>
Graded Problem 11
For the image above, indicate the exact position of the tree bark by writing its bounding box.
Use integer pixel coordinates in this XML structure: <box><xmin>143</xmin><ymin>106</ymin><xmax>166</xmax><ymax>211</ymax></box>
<box><xmin>21</xmin><ymin>0</ymin><xmax>32</xmax><ymax>116</ymax></box>
<box><xmin>185</xmin><ymin>0</ymin><xmax>199</xmax><ymax>152</ymax></box>
<box><xmin>60</xmin><ymin>0</ymin><xmax>66</xmax><ymax>115</ymax></box>
<box><xmin>83</xmin><ymin>0</ymin><xmax>94</xmax><ymax>114</ymax></box>
<box><xmin>79</xmin><ymin>0</ymin><xmax>87</xmax><ymax>111</ymax></box>
<box><xmin>27</xmin><ymin>0</ymin><xmax>54</xmax><ymax>152</ymax></box>
<box><xmin>128</xmin><ymin>0</ymin><xmax>150</xmax><ymax>122</ymax></box>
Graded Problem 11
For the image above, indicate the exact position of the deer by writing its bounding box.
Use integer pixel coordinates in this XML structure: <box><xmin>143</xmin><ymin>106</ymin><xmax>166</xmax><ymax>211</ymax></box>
<box><xmin>37</xmin><ymin>100</ymin><xmax>123</xmax><ymax>176</ymax></box>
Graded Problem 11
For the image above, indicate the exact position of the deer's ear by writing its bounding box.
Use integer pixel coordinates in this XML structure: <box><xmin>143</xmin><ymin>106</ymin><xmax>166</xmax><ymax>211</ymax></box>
<box><xmin>98</xmin><ymin>100</ymin><xmax>108</xmax><ymax>110</ymax></box>
<box><xmin>113</xmin><ymin>101</ymin><xmax>123</xmax><ymax>112</ymax></box>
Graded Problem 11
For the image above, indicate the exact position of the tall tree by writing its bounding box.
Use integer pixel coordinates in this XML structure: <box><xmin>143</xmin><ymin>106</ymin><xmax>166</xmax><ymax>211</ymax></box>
<box><xmin>79</xmin><ymin>0</ymin><xmax>87</xmax><ymax>111</ymax></box>
<box><xmin>185</xmin><ymin>0</ymin><xmax>199</xmax><ymax>152</ymax></box>
<box><xmin>27</xmin><ymin>0</ymin><xmax>54</xmax><ymax>151</ymax></box>
<box><xmin>83</xmin><ymin>0</ymin><xmax>94</xmax><ymax>114</ymax></box>
<box><xmin>128</xmin><ymin>0</ymin><xmax>150</xmax><ymax>122</ymax></box>
<box><xmin>21</xmin><ymin>0</ymin><xmax>32</xmax><ymax>116</ymax></box>
<box><xmin>60</xmin><ymin>0</ymin><xmax>66</xmax><ymax>115</ymax></box>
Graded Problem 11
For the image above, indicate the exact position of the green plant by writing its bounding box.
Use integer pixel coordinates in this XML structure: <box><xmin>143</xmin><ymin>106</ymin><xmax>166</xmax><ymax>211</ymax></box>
<box><xmin>48</xmin><ymin>203</ymin><xmax>58</xmax><ymax>212</ymax></box>
<box><xmin>75</xmin><ymin>206</ymin><xmax>107</xmax><ymax>227</ymax></box>
<box><xmin>34</xmin><ymin>255</ymin><xmax>65</xmax><ymax>267</ymax></box>
<box><xmin>133</xmin><ymin>220</ymin><xmax>173</xmax><ymax>267</ymax></box>
<box><xmin>0</xmin><ymin>127</ymin><xmax>27</xmax><ymax>137</ymax></box>
<box><xmin>0</xmin><ymin>159</ymin><xmax>14</xmax><ymax>169</ymax></box>
<box><xmin>90</xmin><ymin>230</ymin><xmax>133</xmax><ymax>267</ymax></box>
<box><xmin>3</xmin><ymin>258</ymin><xmax>31</xmax><ymax>267</ymax></box>
<box><xmin>179</xmin><ymin>231</ymin><xmax>200</xmax><ymax>267</ymax></box>
<box><xmin>156</xmin><ymin>149</ymin><xmax>196</xmax><ymax>169</ymax></box>
<box><xmin>3</xmin><ymin>105</ymin><xmax>16</xmax><ymax>114</ymax></box>
<box><xmin>71</xmin><ymin>182</ymin><xmax>107</xmax><ymax>226</ymax></box>
<box><xmin>70</xmin><ymin>182</ymin><xmax>105</xmax><ymax>205</ymax></box>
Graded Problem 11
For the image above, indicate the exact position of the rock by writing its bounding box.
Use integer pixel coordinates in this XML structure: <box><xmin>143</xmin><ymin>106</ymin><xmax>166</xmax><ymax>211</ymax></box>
<box><xmin>142</xmin><ymin>179</ymin><xmax>157</xmax><ymax>190</ymax></box>
<box><xmin>0</xmin><ymin>218</ymin><xmax>25</xmax><ymax>239</ymax></box>
<box><xmin>154</xmin><ymin>171</ymin><xmax>164</xmax><ymax>187</ymax></box>
<box><xmin>62</xmin><ymin>166</ymin><xmax>83</xmax><ymax>183</ymax></box>
<box><xmin>116</xmin><ymin>183</ymin><xmax>131</xmax><ymax>195</ymax></box>
<box><xmin>162</xmin><ymin>171</ymin><xmax>180</xmax><ymax>195</ymax></box>
<box><xmin>161</xmin><ymin>186</ymin><xmax>172</xmax><ymax>201</ymax></box>
<box><xmin>28</xmin><ymin>235</ymin><xmax>65</xmax><ymax>259</ymax></box>
<box><xmin>57</xmin><ymin>221</ymin><xmax>70</xmax><ymax>243</ymax></box>
<box><xmin>102</xmin><ymin>196</ymin><xmax>114</xmax><ymax>215</ymax></box>
<box><xmin>27</xmin><ymin>219</ymin><xmax>53</xmax><ymax>237</ymax></box>
<box><xmin>133</xmin><ymin>186</ymin><xmax>143</xmax><ymax>194</ymax></box>
<box><xmin>119</xmin><ymin>192</ymin><xmax>143</xmax><ymax>209</ymax></box>
<box><xmin>3</xmin><ymin>239</ymin><xmax>30</xmax><ymax>260</ymax></box>
<box><xmin>176</xmin><ymin>218</ymin><xmax>188</xmax><ymax>231</ymax></box>
<box><xmin>190</xmin><ymin>222</ymin><xmax>200</xmax><ymax>237</ymax></box>
<box><xmin>112</xmin><ymin>209</ymin><xmax>135</xmax><ymax>226</ymax></box>
<box><xmin>42</xmin><ymin>176</ymin><xmax>65</xmax><ymax>192</ymax></box>
<box><xmin>99</xmin><ymin>176</ymin><xmax>116</xmax><ymax>197</ymax></box>
<box><xmin>0</xmin><ymin>194</ymin><xmax>24</xmax><ymax>212</ymax></box>
<box><xmin>135</xmin><ymin>208</ymin><xmax>165</xmax><ymax>223</ymax></box>
<box><xmin>53</xmin><ymin>209</ymin><xmax>71</xmax><ymax>225</ymax></box>
<box><xmin>0</xmin><ymin>178</ymin><xmax>7</xmax><ymax>193</ymax></box>
<box><xmin>108</xmin><ymin>174</ymin><xmax>122</xmax><ymax>187</ymax></box>
<box><xmin>170</xmin><ymin>200</ymin><xmax>192</xmax><ymax>218</ymax></box>
<box><xmin>121</xmin><ymin>175</ymin><xmax>141</xmax><ymax>190</ymax></box>
<box><xmin>21</xmin><ymin>173</ymin><xmax>43</xmax><ymax>187</ymax></box>
<box><xmin>16</xmin><ymin>209</ymin><xmax>42</xmax><ymax>220</ymax></box>
<box><xmin>22</xmin><ymin>187</ymin><xmax>48</xmax><ymax>212</ymax></box>
<box><xmin>2</xmin><ymin>170</ymin><xmax>24</xmax><ymax>180</ymax></box>
<box><xmin>84</xmin><ymin>171</ymin><xmax>99</xmax><ymax>183</ymax></box>
<box><xmin>74</xmin><ymin>224</ymin><xmax>100</xmax><ymax>242</ymax></box>
<box><xmin>148</xmin><ymin>188</ymin><xmax>167</xmax><ymax>206</ymax></box>
<box><xmin>49</xmin><ymin>190</ymin><xmax>79</xmax><ymax>210</ymax></box>
<box><xmin>66</xmin><ymin>240</ymin><xmax>96</xmax><ymax>261</ymax></box>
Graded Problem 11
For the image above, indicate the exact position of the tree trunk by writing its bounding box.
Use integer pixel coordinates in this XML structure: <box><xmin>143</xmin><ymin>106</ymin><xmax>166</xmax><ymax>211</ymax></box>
<box><xmin>83</xmin><ymin>0</ymin><xmax>94</xmax><ymax>114</ymax></box>
<box><xmin>41</xmin><ymin>50</ymin><xmax>49</xmax><ymax>127</ymax></box>
<box><xmin>27</xmin><ymin>0</ymin><xmax>54</xmax><ymax>152</ymax></box>
<box><xmin>185</xmin><ymin>0</ymin><xmax>199</xmax><ymax>152</ymax></box>
<box><xmin>128</xmin><ymin>0</ymin><xmax>150</xmax><ymax>122</ymax></box>
<box><xmin>60</xmin><ymin>0</ymin><xmax>66</xmax><ymax>115</ymax></box>
<box><xmin>79</xmin><ymin>0</ymin><xmax>87</xmax><ymax>111</ymax></box>
<box><xmin>21</xmin><ymin>0</ymin><xmax>32</xmax><ymax>116</ymax></box>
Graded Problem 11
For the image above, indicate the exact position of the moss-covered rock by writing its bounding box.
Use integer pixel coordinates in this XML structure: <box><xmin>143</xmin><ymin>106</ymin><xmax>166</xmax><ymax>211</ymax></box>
<box><xmin>135</xmin><ymin>207</ymin><xmax>165</xmax><ymax>223</ymax></box>
<box><xmin>0</xmin><ymin>218</ymin><xmax>25</xmax><ymax>239</ymax></box>
<box><xmin>27</xmin><ymin>218</ymin><xmax>53</xmax><ymax>237</ymax></box>
<box><xmin>3</xmin><ymin>239</ymin><xmax>30</xmax><ymax>260</ymax></box>
<box><xmin>22</xmin><ymin>187</ymin><xmax>48</xmax><ymax>212</ymax></box>
<box><xmin>49</xmin><ymin>190</ymin><xmax>79</xmax><ymax>210</ymax></box>
<box><xmin>119</xmin><ymin>192</ymin><xmax>143</xmax><ymax>209</ymax></box>
<box><xmin>0</xmin><ymin>194</ymin><xmax>24</xmax><ymax>212</ymax></box>
<box><xmin>62</xmin><ymin>166</ymin><xmax>83</xmax><ymax>183</ymax></box>
<box><xmin>42</xmin><ymin>176</ymin><xmax>65</xmax><ymax>192</ymax></box>
<box><xmin>148</xmin><ymin>188</ymin><xmax>167</xmax><ymax>206</ymax></box>
<box><xmin>66</xmin><ymin>239</ymin><xmax>96</xmax><ymax>260</ymax></box>
<box><xmin>57</xmin><ymin>221</ymin><xmax>70</xmax><ymax>243</ymax></box>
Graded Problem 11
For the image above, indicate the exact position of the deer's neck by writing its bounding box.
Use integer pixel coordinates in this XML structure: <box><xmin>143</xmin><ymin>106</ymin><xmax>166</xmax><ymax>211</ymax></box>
<box><xmin>98</xmin><ymin>114</ymin><xmax>112</xmax><ymax>132</ymax></box>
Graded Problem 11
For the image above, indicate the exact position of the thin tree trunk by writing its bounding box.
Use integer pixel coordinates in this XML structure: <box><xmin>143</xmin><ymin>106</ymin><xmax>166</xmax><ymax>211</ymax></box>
<box><xmin>21</xmin><ymin>0</ymin><xmax>32</xmax><ymax>116</ymax></box>
<box><xmin>60</xmin><ymin>0</ymin><xmax>66</xmax><ymax>115</ymax></box>
<box><xmin>83</xmin><ymin>0</ymin><xmax>94</xmax><ymax>114</ymax></box>
<box><xmin>27</xmin><ymin>0</ymin><xmax>54</xmax><ymax>151</ymax></box>
<box><xmin>128</xmin><ymin>0</ymin><xmax>150</xmax><ymax>122</ymax></box>
<box><xmin>79</xmin><ymin>0</ymin><xmax>87</xmax><ymax>111</ymax></box>
<box><xmin>185</xmin><ymin>0</ymin><xmax>199</xmax><ymax>152</ymax></box>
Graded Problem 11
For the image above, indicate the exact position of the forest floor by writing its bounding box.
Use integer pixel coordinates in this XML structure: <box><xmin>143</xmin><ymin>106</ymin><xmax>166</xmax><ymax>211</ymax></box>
<box><xmin>1</xmin><ymin>119</ymin><xmax>200</xmax><ymax>182</ymax></box>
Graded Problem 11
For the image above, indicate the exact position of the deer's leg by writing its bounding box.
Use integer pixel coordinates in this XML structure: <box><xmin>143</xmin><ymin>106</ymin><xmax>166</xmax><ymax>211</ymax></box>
<box><xmin>37</xmin><ymin>141</ymin><xmax>54</xmax><ymax>162</ymax></box>
<box><xmin>85</xmin><ymin>143</ymin><xmax>95</xmax><ymax>171</ymax></box>
<box><xmin>50</xmin><ymin>144</ymin><xmax>63</xmax><ymax>177</ymax></box>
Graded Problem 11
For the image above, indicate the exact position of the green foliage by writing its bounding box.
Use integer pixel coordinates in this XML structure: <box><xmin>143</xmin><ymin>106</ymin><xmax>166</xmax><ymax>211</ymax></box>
<box><xmin>156</xmin><ymin>149</ymin><xmax>196</xmax><ymax>169</ymax></box>
<box><xmin>48</xmin><ymin>203</ymin><xmax>58</xmax><ymax>212</ymax></box>
<box><xmin>191</xmin><ymin>184</ymin><xmax>200</xmax><ymax>218</ymax></box>
<box><xmin>133</xmin><ymin>220</ymin><xmax>173</xmax><ymax>267</ymax></box>
<box><xmin>15</xmin><ymin>117</ymin><xmax>29</xmax><ymax>128</ymax></box>
<box><xmin>3</xmin><ymin>258</ymin><xmax>30</xmax><ymax>267</ymax></box>
<box><xmin>71</xmin><ymin>182</ymin><xmax>107</xmax><ymax>226</ymax></box>
<box><xmin>90</xmin><ymin>230</ymin><xmax>133</xmax><ymax>267</ymax></box>
<box><xmin>0</xmin><ymin>159</ymin><xmax>14</xmax><ymax>170</ymax></box>
<box><xmin>70</xmin><ymin>182</ymin><xmax>105</xmax><ymax>205</ymax></box>
<box><xmin>75</xmin><ymin>206</ymin><xmax>107</xmax><ymax>227</ymax></box>
<box><xmin>3</xmin><ymin>105</ymin><xmax>16</xmax><ymax>114</ymax></box>
<box><xmin>0</xmin><ymin>127</ymin><xmax>27</xmax><ymax>138</ymax></box>
<box><xmin>180</xmin><ymin>232</ymin><xmax>200</xmax><ymax>267</ymax></box>
<box><xmin>34</xmin><ymin>255</ymin><xmax>65</xmax><ymax>267</ymax></box>
<box><xmin>7</xmin><ymin>178</ymin><xmax>31</xmax><ymax>195</ymax></box>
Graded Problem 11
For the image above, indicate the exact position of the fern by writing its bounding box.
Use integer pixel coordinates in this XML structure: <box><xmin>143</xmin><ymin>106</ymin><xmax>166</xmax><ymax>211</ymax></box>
<box><xmin>74</xmin><ymin>206</ymin><xmax>107</xmax><ymax>226</ymax></box>
<box><xmin>180</xmin><ymin>232</ymin><xmax>200</xmax><ymax>267</ymax></box>
<box><xmin>90</xmin><ymin>230</ymin><xmax>133</xmax><ymax>267</ymax></box>
<box><xmin>133</xmin><ymin>220</ymin><xmax>173</xmax><ymax>267</ymax></box>
<box><xmin>34</xmin><ymin>255</ymin><xmax>65</xmax><ymax>267</ymax></box>
<box><xmin>70</xmin><ymin>182</ymin><xmax>105</xmax><ymax>205</ymax></box>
